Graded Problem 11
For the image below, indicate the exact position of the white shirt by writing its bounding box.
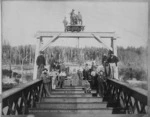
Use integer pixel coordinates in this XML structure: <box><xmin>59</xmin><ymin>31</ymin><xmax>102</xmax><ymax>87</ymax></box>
<box><xmin>78</xmin><ymin>13</ymin><xmax>82</xmax><ymax>20</ymax></box>
<box><xmin>91</xmin><ymin>71</ymin><xmax>96</xmax><ymax>77</ymax></box>
<box><xmin>59</xmin><ymin>72</ymin><xmax>66</xmax><ymax>77</ymax></box>
<box><xmin>96</xmin><ymin>65</ymin><xmax>104</xmax><ymax>73</ymax></box>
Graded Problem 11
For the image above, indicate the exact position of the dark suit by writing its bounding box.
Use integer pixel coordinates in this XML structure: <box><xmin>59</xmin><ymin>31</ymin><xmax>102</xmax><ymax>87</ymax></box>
<box><xmin>36</xmin><ymin>55</ymin><xmax>46</xmax><ymax>79</ymax></box>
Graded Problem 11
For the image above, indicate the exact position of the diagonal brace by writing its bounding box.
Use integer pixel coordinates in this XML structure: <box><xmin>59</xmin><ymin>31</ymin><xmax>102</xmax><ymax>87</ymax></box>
<box><xmin>92</xmin><ymin>33</ymin><xmax>113</xmax><ymax>51</ymax></box>
<box><xmin>40</xmin><ymin>33</ymin><xmax>61</xmax><ymax>51</ymax></box>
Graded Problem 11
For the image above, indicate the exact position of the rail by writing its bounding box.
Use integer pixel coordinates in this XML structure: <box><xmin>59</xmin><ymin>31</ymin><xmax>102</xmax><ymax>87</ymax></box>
<box><xmin>2</xmin><ymin>79</ymin><xmax>42</xmax><ymax>115</ymax></box>
<box><xmin>105</xmin><ymin>78</ymin><xmax>147</xmax><ymax>114</ymax></box>
<box><xmin>2</xmin><ymin>76</ymin><xmax>148</xmax><ymax>115</ymax></box>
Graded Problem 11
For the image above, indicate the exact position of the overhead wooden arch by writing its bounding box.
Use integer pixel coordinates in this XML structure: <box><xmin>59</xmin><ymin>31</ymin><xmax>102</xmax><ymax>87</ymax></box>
<box><xmin>33</xmin><ymin>31</ymin><xmax>118</xmax><ymax>80</ymax></box>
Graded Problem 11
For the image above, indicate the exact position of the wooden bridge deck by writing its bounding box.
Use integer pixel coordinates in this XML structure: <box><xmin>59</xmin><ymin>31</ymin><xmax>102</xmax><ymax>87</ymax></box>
<box><xmin>2</xmin><ymin>74</ymin><xmax>148</xmax><ymax>116</ymax></box>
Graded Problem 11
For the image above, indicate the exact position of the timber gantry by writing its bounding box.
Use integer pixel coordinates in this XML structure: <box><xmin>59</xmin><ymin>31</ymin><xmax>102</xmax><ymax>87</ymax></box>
<box><xmin>2</xmin><ymin>31</ymin><xmax>148</xmax><ymax>117</ymax></box>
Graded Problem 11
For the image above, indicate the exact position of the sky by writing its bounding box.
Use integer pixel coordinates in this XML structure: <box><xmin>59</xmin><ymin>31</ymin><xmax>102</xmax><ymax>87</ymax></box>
<box><xmin>2</xmin><ymin>1</ymin><xmax>148</xmax><ymax>48</ymax></box>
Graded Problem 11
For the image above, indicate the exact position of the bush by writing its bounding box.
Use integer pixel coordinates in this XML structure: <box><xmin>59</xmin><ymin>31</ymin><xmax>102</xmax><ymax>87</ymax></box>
<box><xmin>119</xmin><ymin>66</ymin><xmax>147</xmax><ymax>81</ymax></box>
<box><xmin>2</xmin><ymin>69</ymin><xmax>12</xmax><ymax>77</ymax></box>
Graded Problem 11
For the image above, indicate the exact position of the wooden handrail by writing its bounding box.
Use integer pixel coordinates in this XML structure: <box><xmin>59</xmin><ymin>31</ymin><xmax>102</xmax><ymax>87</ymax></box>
<box><xmin>2</xmin><ymin>79</ymin><xmax>42</xmax><ymax>99</ymax></box>
<box><xmin>106</xmin><ymin>78</ymin><xmax>147</xmax><ymax>113</ymax></box>
<box><xmin>107</xmin><ymin>79</ymin><xmax>147</xmax><ymax>104</ymax></box>
<box><xmin>2</xmin><ymin>79</ymin><xmax>43</xmax><ymax>115</ymax></box>
<box><xmin>108</xmin><ymin>79</ymin><xmax>147</xmax><ymax>94</ymax></box>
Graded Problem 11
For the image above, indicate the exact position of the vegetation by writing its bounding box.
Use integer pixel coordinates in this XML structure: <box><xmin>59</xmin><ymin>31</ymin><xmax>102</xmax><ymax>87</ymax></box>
<box><xmin>2</xmin><ymin>40</ymin><xmax>147</xmax><ymax>81</ymax></box>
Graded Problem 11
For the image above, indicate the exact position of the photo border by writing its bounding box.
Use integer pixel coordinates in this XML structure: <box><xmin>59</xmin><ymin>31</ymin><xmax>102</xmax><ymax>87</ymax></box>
<box><xmin>0</xmin><ymin>0</ymin><xmax>149</xmax><ymax>116</ymax></box>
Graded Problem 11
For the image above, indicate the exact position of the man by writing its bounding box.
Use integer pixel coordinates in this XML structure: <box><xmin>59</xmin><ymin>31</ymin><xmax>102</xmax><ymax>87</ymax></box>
<box><xmin>77</xmin><ymin>65</ymin><xmax>83</xmax><ymax>86</ymax></box>
<box><xmin>49</xmin><ymin>55</ymin><xmax>55</xmax><ymax>72</ymax></box>
<box><xmin>55</xmin><ymin>61</ymin><xmax>60</xmax><ymax>71</ymax></box>
<box><xmin>63</xmin><ymin>17</ymin><xmax>68</xmax><ymax>32</ymax></box>
<box><xmin>60</xmin><ymin>62</ymin><xmax>66</xmax><ymax>72</ymax></box>
<box><xmin>102</xmin><ymin>54</ymin><xmax>110</xmax><ymax>77</ymax></box>
<box><xmin>107</xmin><ymin>50</ymin><xmax>119</xmax><ymax>80</ymax></box>
<box><xmin>91</xmin><ymin>62</ymin><xmax>95</xmax><ymax>72</ymax></box>
<box><xmin>83</xmin><ymin>64</ymin><xmax>89</xmax><ymax>80</ymax></box>
<box><xmin>91</xmin><ymin>66</ymin><xmax>97</xmax><ymax>90</ymax></box>
<box><xmin>70</xmin><ymin>9</ymin><xmax>75</xmax><ymax>25</ymax></box>
<box><xmin>50</xmin><ymin>70</ymin><xmax>58</xmax><ymax>89</ymax></box>
<box><xmin>58</xmin><ymin>62</ymin><xmax>66</xmax><ymax>88</ymax></box>
<box><xmin>40</xmin><ymin>68</ymin><xmax>51</xmax><ymax>97</ymax></box>
<box><xmin>102</xmin><ymin>54</ymin><xmax>107</xmax><ymax>66</ymax></box>
<box><xmin>59</xmin><ymin>69</ymin><xmax>66</xmax><ymax>88</ymax></box>
<box><xmin>97</xmin><ymin>70</ymin><xmax>105</xmax><ymax>97</ymax></box>
<box><xmin>77</xmin><ymin>12</ymin><xmax>82</xmax><ymax>25</ymax></box>
<box><xmin>36</xmin><ymin>51</ymin><xmax>46</xmax><ymax>79</ymax></box>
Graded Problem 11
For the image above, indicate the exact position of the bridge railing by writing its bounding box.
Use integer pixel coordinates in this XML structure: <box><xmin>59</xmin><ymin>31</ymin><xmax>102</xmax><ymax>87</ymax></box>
<box><xmin>105</xmin><ymin>78</ymin><xmax>147</xmax><ymax>114</ymax></box>
<box><xmin>2</xmin><ymin>79</ymin><xmax>43</xmax><ymax>115</ymax></box>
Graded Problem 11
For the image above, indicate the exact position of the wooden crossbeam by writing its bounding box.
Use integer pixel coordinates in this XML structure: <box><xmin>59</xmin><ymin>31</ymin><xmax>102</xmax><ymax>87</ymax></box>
<box><xmin>36</xmin><ymin>32</ymin><xmax>116</xmax><ymax>39</ymax></box>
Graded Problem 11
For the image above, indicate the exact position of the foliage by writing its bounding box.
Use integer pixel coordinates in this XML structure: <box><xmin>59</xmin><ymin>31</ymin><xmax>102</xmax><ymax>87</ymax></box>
<box><xmin>2</xmin><ymin>40</ymin><xmax>35</xmax><ymax>65</ymax></box>
<box><xmin>119</xmin><ymin>65</ymin><xmax>147</xmax><ymax>81</ymax></box>
<box><xmin>2</xmin><ymin>40</ymin><xmax>147</xmax><ymax>81</ymax></box>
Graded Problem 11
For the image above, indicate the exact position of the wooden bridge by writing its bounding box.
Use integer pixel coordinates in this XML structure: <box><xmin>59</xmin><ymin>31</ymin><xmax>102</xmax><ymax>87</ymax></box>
<box><xmin>1</xmin><ymin>32</ymin><xmax>148</xmax><ymax>116</ymax></box>
<box><xmin>2</xmin><ymin>78</ymin><xmax>147</xmax><ymax>117</ymax></box>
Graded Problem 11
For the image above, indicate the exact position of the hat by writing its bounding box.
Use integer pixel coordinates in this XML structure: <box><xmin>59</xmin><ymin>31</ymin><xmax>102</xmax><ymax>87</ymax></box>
<box><xmin>103</xmin><ymin>53</ymin><xmax>106</xmax><ymax>56</ymax></box>
<box><xmin>42</xmin><ymin>68</ymin><xmax>48</xmax><ymax>71</ymax></box>
<box><xmin>40</xmin><ymin>51</ymin><xmax>44</xmax><ymax>54</ymax></box>
<box><xmin>108</xmin><ymin>50</ymin><xmax>113</xmax><ymax>55</ymax></box>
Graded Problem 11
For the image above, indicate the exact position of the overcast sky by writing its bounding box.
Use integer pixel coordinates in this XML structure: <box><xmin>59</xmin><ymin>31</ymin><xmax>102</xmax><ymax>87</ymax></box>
<box><xmin>2</xmin><ymin>1</ymin><xmax>148</xmax><ymax>48</ymax></box>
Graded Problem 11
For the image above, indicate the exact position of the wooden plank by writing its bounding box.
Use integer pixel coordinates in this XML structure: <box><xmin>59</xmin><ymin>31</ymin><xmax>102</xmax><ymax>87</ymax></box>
<box><xmin>2</xmin><ymin>114</ymin><xmax>145</xmax><ymax>117</ymax></box>
<box><xmin>36</xmin><ymin>32</ymin><xmax>116</xmax><ymax>39</ymax></box>
<box><xmin>29</xmin><ymin>108</ymin><xmax>113</xmax><ymax>114</ymax></box>
<box><xmin>36</xmin><ymin>102</ymin><xmax>107</xmax><ymax>109</ymax></box>
<box><xmin>48</xmin><ymin>93</ymin><xmax>92</xmax><ymax>97</ymax></box>
<box><xmin>41</xmin><ymin>97</ymin><xmax>103</xmax><ymax>103</ymax></box>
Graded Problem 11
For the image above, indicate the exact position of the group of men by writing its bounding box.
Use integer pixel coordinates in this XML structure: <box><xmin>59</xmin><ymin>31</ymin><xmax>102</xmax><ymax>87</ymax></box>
<box><xmin>81</xmin><ymin>50</ymin><xmax>119</xmax><ymax>97</ymax></box>
<box><xmin>36</xmin><ymin>50</ymin><xmax>119</xmax><ymax>97</ymax></box>
<box><xmin>82</xmin><ymin>62</ymin><xmax>105</xmax><ymax>97</ymax></box>
<box><xmin>63</xmin><ymin>9</ymin><xmax>83</xmax><ymax>32</ymax></box>
<box><xmin>36</xmin><ymin>51</ymin><xmax>67</xmax><ymax>97</ymax></box>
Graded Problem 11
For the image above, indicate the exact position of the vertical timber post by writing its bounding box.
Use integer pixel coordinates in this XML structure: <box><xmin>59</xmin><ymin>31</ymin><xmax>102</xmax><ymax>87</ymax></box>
<box><xmin>33</xmin><ymin>36</ymin><xmax>42</xmax><ymax>80</ymax></box>
<box><xmin>111</xmin><ymin>38</ymin><xmax>114</xmax><ymax>52</ymax></box>
<box><xmin>113</xmin><ymin>37</ymin><xmax>119</xmax><ymax>80</ymax></box>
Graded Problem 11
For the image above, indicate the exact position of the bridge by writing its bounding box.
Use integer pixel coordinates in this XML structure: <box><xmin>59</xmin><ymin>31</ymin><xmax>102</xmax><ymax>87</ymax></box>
<box><xmin>1</xmin><ymin>32</ymin><xmax>148</xmax><ymax>116</ymax></box>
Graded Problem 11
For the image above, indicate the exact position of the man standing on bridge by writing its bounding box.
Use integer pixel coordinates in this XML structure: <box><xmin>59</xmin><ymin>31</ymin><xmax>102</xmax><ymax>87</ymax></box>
<box><xmin>40</xmin><ymin>68</ymin><xmax>51</xmax><ymax>97</ymax></box>
<box><xmin>49</xmin><ymin>55</ymin><xmax>55</xmax><ymax>71</ymax></box>
<box><xmin>102</xmin><ymin>53</ymin><xmax>110</xmax><ymax>77</ymax></box>
<box><xmin>107</xmin><ymin>50</ymin><xmax>119</xmax><ymax>80</ymax></box>
<box><xmin>36</xmin><ymin>51</ymin><xmax>46</xmax><ymax>79</ymax></box>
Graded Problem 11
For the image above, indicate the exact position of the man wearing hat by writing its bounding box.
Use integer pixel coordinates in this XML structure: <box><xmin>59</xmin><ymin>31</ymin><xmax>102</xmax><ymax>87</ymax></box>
<box><xmin>107</xmin><ymin>50</ymin><xmax>119</xmax><ymax>80</ymax></box>
<box><xmin>40</xmin><ymin>68</ymin><xmax>51</xmax><ymax>97</ymax></box>
<box><xmin>102</xmin><ymin>53</ymin><xmax>110</xmax><ymax>77</ymax></box>
<box><xmin>36</xmin><ymin>51</ymin><xmax>46</xmax><ymax>79</ymax></box>
<box><xmin>70</xmin><ymin>9</ymin><xmax>75</xmax><ymax>25</ymax></box>
<box><xmin>49</xmin><ymin>54</ymin><xmax>55</xmax><ymax>72</ymax></box>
